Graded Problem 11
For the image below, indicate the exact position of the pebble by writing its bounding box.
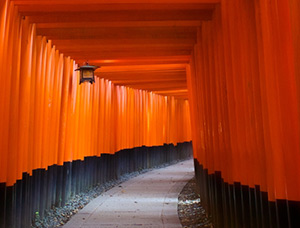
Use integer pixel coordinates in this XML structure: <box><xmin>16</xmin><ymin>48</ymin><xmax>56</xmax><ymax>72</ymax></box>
<box><xmin>32</xmin><ymin>160</ymin><xmax>185</xmax><ymax>228</ymax></box>
<box><xmin>178</xmin><ymin>177</ymin><xmax>213</xmax><ymax>228</ymax></box>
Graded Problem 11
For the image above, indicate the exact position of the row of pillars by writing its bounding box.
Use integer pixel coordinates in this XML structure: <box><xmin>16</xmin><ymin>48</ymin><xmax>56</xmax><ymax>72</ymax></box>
<box><xmin>0</xmin><ymin>142</ymin><xmax>193</xmax><ymax>228</ymax></box>
<box><xmin>187</xmin><ymin>1</ymin><xmax>300</xmax><ymax>227</ymax></box>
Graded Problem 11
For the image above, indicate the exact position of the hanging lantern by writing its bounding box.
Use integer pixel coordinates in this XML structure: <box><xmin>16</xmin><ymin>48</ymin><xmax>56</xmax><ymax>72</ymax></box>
<box><xmin>75</xmin><ymin>62</ymin><xmax>99</xmax><ymax>84</ymax></box>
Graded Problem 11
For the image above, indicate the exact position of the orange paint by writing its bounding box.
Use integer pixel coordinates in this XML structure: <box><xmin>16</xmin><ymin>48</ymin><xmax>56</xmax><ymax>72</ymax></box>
<box><xmin>187</xmin><ymin>0</ymin><xmax>300</xmax><ymax>202</ymax></box>
<box><xmin>0</xmin><ymin>0</ymin><xmax>191</xmax><ymax>186</ymax></box>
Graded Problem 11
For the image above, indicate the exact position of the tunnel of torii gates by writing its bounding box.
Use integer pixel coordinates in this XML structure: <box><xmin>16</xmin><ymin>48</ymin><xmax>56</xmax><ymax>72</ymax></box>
<box><xmin>1</xmin><ymin>0</ymin><xmax>300</xmax><ymax>227</ymax></box>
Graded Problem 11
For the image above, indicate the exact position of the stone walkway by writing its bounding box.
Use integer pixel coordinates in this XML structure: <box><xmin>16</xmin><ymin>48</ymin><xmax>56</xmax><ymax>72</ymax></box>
<box><xmin>63</xmin><ymin>159</ymin><xmax>194</xmax><ymax>228</ymax></box>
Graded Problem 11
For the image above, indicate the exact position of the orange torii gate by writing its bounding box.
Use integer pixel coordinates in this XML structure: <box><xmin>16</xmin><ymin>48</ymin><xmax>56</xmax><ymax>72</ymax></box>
<box><xmin>187</xmin><ymin>1</ymin><xmax>300</xmax><ymax>227</ymax></box>
<box><xmin>1</xmin><ymin>0</ymin><xmax>300</xmax><ymax>227</ymax></box>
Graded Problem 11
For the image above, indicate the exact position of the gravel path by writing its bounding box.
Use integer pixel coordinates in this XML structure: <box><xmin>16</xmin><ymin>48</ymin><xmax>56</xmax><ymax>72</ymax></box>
<box><xmin>63</xmin><ymin>159</ymin><xmax>194</xmax><ymax>228</ymax></box>
<box><xmin>32</xmin><ymin>159</ymin><xmax>191</xmax><ymax>228</ymax></box>
<box><xmin>178</xmin><ymin>177</ymin><xmax>213</xmax><ymax>228</ymax></box>
<box><xmin>32</xmin><ymin>173</ymin><xmax>140</xmax><ymax>228</ymax></box>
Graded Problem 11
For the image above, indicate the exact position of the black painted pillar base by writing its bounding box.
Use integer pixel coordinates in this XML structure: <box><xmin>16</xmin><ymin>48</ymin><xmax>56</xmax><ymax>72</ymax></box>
<box><xmin>193</xmin><ymin>159</ymin><xmax>300</xmax><ymax>228</ymax></box>
<box><xmin>0</xmin><ymin>142</ymin><xmax>193</xmax><ymax>228</ymax></box>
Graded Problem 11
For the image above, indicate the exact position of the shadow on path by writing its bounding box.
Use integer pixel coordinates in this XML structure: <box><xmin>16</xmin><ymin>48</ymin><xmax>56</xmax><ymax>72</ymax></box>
<box><xmin>64</xmin><ymin>159</ymin><xmax>194</xmax><ymax>228</ymax></box>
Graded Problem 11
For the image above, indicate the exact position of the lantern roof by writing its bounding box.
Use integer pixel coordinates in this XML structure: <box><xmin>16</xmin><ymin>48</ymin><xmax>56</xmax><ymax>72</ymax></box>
<box><xmin>76</xmin><ymin>63</ymin><xmax>100</xmax><ymax>71</ymax></box>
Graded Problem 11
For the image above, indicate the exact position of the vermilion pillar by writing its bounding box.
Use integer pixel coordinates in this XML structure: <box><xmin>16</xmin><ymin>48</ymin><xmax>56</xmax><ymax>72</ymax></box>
<box><xmin>0</xmin><ymin>1</ymin><xmax>192</xmax><ymax>227</ymax></box>
<box><xmin>188</xmin><ymin>1</ymin><xmax>300</xmax><ymax>227</ymax></box>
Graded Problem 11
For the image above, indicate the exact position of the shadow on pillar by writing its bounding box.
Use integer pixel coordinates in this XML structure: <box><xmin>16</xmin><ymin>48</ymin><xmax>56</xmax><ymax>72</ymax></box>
<box><xmin>0</xmin><ymin>141</ymin><xmax>193</xmax><ymax>228</ymax></box>
<box><xmin>194</xmin><ymin>159</ymin><xmax>300</xmax><ymax>228</ymax></box>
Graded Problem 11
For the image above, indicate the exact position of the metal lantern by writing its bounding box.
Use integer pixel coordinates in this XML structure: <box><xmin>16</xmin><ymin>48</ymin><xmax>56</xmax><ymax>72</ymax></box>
<box><xmin>75</xmin><ymin>62</ymin><xmax>99</xmax><ymax>84</ymax></box>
